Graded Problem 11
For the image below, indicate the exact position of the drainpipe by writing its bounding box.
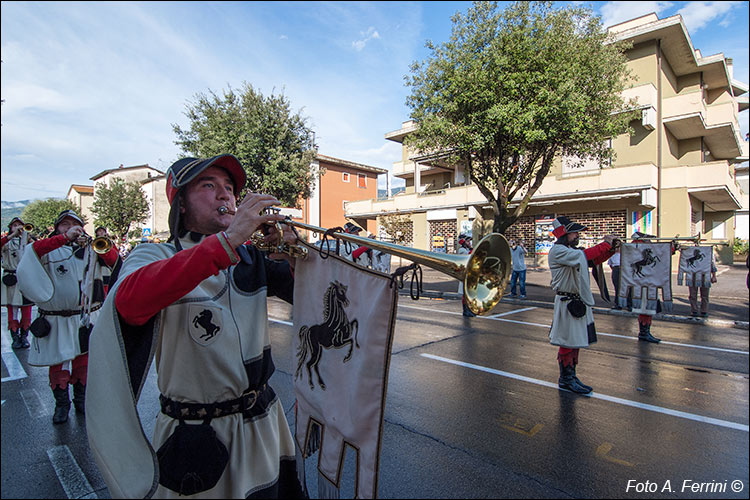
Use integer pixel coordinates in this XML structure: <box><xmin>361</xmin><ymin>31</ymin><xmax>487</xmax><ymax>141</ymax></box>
<box><xmin>656</xmin><ymin>39</ymin><xmax>662</xmax><ymax>238</ymax></box>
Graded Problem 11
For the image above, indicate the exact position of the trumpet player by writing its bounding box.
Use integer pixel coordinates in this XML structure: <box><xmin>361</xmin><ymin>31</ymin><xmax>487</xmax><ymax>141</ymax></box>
<box><xmin>86</xmin><ymin>154</ymin><xmax>305</xmax><ymax>498</ymax></box>
<box><xmin>1</xmin><ymin>217</ymin><xmax>36</xmax><ymax>349</ymax></box>
<box><xmin>16</xmin><ymin>210</ymin><xmax>120</xmax><ymax>425</ymax></box>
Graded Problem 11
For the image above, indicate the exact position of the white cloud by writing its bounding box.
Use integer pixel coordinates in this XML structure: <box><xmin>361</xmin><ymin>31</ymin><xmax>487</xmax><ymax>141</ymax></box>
<box><xmin>280</xmin><ymin>34</ymin><xmax>288</xmax><ymax>40</ymax></box>
<box><xmin>352</xmin><ymin>26</ymin><xmax>381</xmax><ymax>52</ymax></box>
<box><xmin>677</xmin><ymin>1</ymin><xmax>741</xmax><ymax>33</ymax></box>
<box><xmin>599</xmin><ymin>1</ymin><xmax>674</xmax><ymax>29</ymax></box>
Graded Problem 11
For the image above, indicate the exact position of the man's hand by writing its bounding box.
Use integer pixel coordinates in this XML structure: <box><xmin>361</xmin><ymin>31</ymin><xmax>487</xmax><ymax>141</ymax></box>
<box><xmin>603</xmin><ymin>234</ymin><xmax>616</xmax><ymax>245</ymax></box>
<box><xmin>8</xmin><ymin>227</ymin><xmax>22</xmax><ymax>239</ymax></box>
<box><xmin>65</xmin><ymin>226</ymin><xmax>85</xmax><ymax>242</ymax></box>
<box><xmin>266</xmin><ymin>222</ymin><xmax>300</xmax><ymax>269</ymax></box>
<box><xmin>223</xmin><ymin>193</ymin><xmax>285</xmax><ymax>249</ymax></box>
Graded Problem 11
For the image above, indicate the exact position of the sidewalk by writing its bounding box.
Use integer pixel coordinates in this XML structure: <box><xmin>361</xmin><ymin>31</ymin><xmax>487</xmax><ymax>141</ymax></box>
<box><xmin>393</xmin><ymin>259</ymin><xmax>750</xmax><ymax>330</ymax></box>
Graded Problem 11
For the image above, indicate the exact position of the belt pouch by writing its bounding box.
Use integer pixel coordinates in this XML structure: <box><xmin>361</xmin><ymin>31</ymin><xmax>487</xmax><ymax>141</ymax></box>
<box><xmin>156</xmin><ymin>418</ymin><xmax>229</xmax><ymax>495</ymax></box>
<box><xmin>29</xmin><ymin>316</ymin><xmax>51</xmax><ymax>338</ymax></box>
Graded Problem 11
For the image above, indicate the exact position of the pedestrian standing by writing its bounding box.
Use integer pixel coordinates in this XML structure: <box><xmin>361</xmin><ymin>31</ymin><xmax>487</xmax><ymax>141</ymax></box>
<box><xmin>457</xmin><ymin>235</ymin><xmax>475</xmax><ymax>316</ymax></box>
<box><xmin>509</xmin><ymin>239</ymin><xmax>527</xmax><ymax>298</ymax></box>
<box><xmin>608</xmin><ymin>246</ymin><xmax>621</xmax><ymax>309</ymax></box>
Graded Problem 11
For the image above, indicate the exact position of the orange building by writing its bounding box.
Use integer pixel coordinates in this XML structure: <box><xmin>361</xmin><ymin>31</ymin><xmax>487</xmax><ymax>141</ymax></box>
<box><xmin>299</xmin><ymin>154</ymin><xmax>387</xmax><ymax>238</ymax></box>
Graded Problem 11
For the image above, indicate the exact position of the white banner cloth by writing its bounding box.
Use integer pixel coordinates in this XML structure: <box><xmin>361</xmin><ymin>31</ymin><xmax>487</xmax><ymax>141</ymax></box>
<box><xmin>677</xmin><ymin>246</ymin><xmax>713</xmax><ymax>288</ymax></box>
<box><xmin>617</xmin><ymin>242</ymin><xmax>673</xmax><ymax>315</ymax></box>
<box><xmin>293</xmin><ymin>242</ymin><xmax>398</xmax><ymax>499</ymax></box>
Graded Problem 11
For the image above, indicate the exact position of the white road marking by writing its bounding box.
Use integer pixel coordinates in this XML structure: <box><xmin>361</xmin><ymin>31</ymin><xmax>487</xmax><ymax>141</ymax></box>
<box><xmin>47</xmin><ymin>445</ymin><xmax>96</xmax><ymax>499</ymax></box>
<box><xmin>400</xmin><ymin>304</ymin><xmax>749</xmax><ymax>356</ymax></box>
<box><xmin>421</xmin><ymin>353</ymin><xmax>749</xmax><ymax>433</ymax></box>
<box><xmin>2</xmin><ymin>351</ymin><xmax>28</xmax><ymax>382</ymax></box>
<box><xmin>22</xmin><ymin>388</ymin><xmax>51</xmax><ymax>418</ymax></box>
<box><xmin>488</xmin><ymin>307</ymin><xmax>537</xmax><ymax>318</ymax></box>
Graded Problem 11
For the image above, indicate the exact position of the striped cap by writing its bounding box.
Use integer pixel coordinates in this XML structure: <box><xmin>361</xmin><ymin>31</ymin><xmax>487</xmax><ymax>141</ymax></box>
<box><xmin>54</xmin><ymin>210</ymin><xmax>83</xmax><ymax>229</ymax></box>
<box><xmin>551</xmin><ymin>216</ymin><xmax>587</xmax><ymax>238</ymax></box>
<box><xmin>166</xmin><ymin>154</ymin><xmax>246</xmax><ymax>203</ymax></box>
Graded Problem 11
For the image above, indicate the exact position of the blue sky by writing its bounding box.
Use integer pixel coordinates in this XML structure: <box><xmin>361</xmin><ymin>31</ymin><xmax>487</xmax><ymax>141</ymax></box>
<box><xmin>1</xmin><ymin>1</ymin><xmax>748</xmax><ymax>202</ymax></box>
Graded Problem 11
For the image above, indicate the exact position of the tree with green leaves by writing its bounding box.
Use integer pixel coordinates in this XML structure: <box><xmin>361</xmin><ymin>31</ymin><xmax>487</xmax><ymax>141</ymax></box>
<box><xmin>91</xmin><ymin>178</ymin><xmax>150</xmax><ymax>242</ymax></box>
<box><xmin>22</xmin><ymin>198</ymin><xmax>87</xmax><ymax>237</ymax></box>
<box><xmin>172</xmin><ymin>82</ymin><xmax>319</xmax><ymax>208</ymax></box>
<box><xmin>404</xmin><ymin>1</ymin><xmax>636</xmax><ymax>234</ymax></box>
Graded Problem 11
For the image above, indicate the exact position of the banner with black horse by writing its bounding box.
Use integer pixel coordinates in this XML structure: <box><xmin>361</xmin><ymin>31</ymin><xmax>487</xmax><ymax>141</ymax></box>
<box><xmin>617</xmin><ymin>242</ymin><xmax>673</xmax><ymax>314</ymax></box>
<box><xmin>292</xmin><ymin>240</ymin><xmax>398</xmax><ymax>499</ymax></box>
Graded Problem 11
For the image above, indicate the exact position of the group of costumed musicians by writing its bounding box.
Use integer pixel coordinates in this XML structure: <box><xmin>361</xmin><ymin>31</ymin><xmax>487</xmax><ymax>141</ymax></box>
<box><xmin>547</xmin><ymin>215</ymin><xmax>689</xmax><ymax>395</ymax></box>
<box><xmin>3</xmin><ymin>153</ymin><xmax>706</xmax><ymax>498</ymax></box>
<box><xmin>16</xmin><ymin>210</ymin><xmax>121</xmax><ymax>424</ymax></box>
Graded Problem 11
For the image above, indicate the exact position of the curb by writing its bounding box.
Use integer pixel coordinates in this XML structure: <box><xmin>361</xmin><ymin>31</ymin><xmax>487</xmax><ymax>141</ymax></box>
<box><xmin>398</xmin><ymin>290</ymin><xmax>749</xmax><ymax>330</ymax></box>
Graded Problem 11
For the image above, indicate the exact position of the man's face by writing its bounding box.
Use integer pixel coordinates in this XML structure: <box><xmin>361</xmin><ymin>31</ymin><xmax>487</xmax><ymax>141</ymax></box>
<box><xmin>567</xmin><ymin>232</ymin><xmax>580</xmax><ymax>247</ymax></box>
<box><xmin>95</xmin><ymin>229</ymin><xmax>106</xmax><ymax>238</ymax></box>
<box><xmin>56</xmin><ymin>217</ymin><xmax>82</xmax><ymax>235</ymax></box>
<box><xmin>10</xmin><ymin>222</ymin><xmax>23</xmax><ymax>233</ymax></box>
<box><xmin>181</xmin><ymin>166</ymin><xmax>237</xmax><ymax>235</ymax></box>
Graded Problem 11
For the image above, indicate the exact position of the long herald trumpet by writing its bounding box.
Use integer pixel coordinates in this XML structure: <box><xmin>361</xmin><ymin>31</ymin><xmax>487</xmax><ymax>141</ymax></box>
<box><xmin>614</xmin><ymin>232</ymin><xmax>728</xmax><ymax>248</ymax></box>
<box><xmin>218</xmin><ymin>205</ymin><xmax>512</xmax><ymax>315</ymax></box>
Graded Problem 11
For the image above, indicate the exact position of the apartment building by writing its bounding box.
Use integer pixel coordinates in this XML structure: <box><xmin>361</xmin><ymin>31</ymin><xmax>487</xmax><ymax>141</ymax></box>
<box><xmin>300</xmin><ymin>154</ymin><xmax>388</xmax><ymax>239</ymax></box>
<box><xmin>346</xmin><ymin>13</ymin><xmax>748</xmax><ymax>264</ymax></box>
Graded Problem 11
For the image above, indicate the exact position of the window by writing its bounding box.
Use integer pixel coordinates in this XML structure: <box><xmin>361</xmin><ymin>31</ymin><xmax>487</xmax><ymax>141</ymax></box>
<box><xmin>342</xmin><ymin>200</ymin><xmax>349</xmax><ymax>210</ymax></box>
<box><xmin>357</xmin><ymin>174</ymin><xmax>367</xmax><ymax>188</ymax></box>
<box><xmin>342</xmin><ymin>172</ymin><xmax>350</xmax><ymax>182</ymax></box>
<box><xmin>561</xmin><ymin>139</ymin><xmax>612</xmax><ymax>176</ymax></box>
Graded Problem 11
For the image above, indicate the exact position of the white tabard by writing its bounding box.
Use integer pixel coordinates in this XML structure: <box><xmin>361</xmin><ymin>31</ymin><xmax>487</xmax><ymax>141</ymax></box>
<box><xmin>86</xmin><ymin>236</ymin><xmax>299</xmax><ymax>499</ymax></box>
<box><xmin>548</xmin><ymin>243</ymin><xmax>596</xmax><ymax>348</ymax></box>
<box><xmin>17</xmin><ymin>243</ymin><xmax>96</xmax><ymax>366</ymax></box>
<box><xmin>1</xmin><ymin>234</ymin><xmax>30</xmax><ymax>306</ymax></box>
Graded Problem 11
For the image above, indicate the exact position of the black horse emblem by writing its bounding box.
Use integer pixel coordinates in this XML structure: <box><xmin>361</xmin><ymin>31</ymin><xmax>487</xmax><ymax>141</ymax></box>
<box><xmin>295</xmin><ymin>280</ymin><xmax>359</xmax><ymax>390</ymax></box>
<box><xmin>11</xmin><ymin>251</ymin><xmax>18</xmax><ymax>259</ymax></box>
<box><xmin>686</xmin><ymin>249</ymin><xmax>704</xmax><ymax>267</ymax></box>
<box><xmin>192</xmin><ymin>309</ymin><xmax>221</xmax><ymax>341</ymax></box>
<box><xmin>631</xmin><ymin>248</ymin><xmax>660</xmax><ymax>278</ymax></box>
<box><xmin>55</xmin><ymin>265</ymin><xmax>68</xmax><ymax>276</ymax></box>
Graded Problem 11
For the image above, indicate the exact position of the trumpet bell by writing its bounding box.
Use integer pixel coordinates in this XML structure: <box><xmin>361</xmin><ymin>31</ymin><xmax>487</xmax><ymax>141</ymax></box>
<box><xmin>23</xmin><ymin>223</ymin><xmax>34</xmax><ymax>232</ymax></box>
<box><xmin>92</xmin><ymin>236</ymin><xmax>113</xmax><ymax>254</ymax></box>
<box><xmin>464</xmin><ymin>234</ymin><xmax>512</xmax><ymax>315</ymax></box>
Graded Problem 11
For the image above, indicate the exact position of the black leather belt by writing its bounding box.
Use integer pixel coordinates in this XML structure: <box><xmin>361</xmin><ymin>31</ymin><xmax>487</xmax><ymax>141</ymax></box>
<box><xmin>160</xmin><ymin>385</ymin><xmax>269</xmax><ymax>420</ymax></box>
<box><xmin>3</xmin><ymin>270</ymin><xmax>16</xmax><ymax>274</ymax></box>
<box><xmin>38</xmin><ymin>303</ymin><xmax>102</xmax><ymax>317</ymax></box>
<box><xmin>556</xmin><ymin>291</ymin><xmax>581</xmax><ymax>300</ymax></box>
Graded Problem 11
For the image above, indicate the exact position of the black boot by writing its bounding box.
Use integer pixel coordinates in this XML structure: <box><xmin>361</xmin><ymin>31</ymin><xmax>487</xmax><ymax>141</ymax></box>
<box><xmin>72</xmin><ymin>381</ymin><xmax>86</xmax><ymax>414</ymax></box>
<box><xmin>11</xmin><ymin>329</ymin><xmax>23</xmax><ymax>349</ymax></box>
<box><xmin>558</xmin><ymin>362</ymin><xmax>592</xmax><ymax>394</ymax></box>
<box><xmin>18</xmin><ymin>328</ymin><xmax>30</xmax><ymax>349</ymax></box>
<box><xmin>638</xmin><ymin>322</ymin><xmax>661</xmax><ymax>343</ymax></box>
<box><xmin>572</xmin><ymin>364</ymin><xmax>593</xmax><ymax>393</ymax></box>
<box><xmin>52</xmin><ymin>386</ymin><xmax>71</xmax><ymax>424</ymax></box>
